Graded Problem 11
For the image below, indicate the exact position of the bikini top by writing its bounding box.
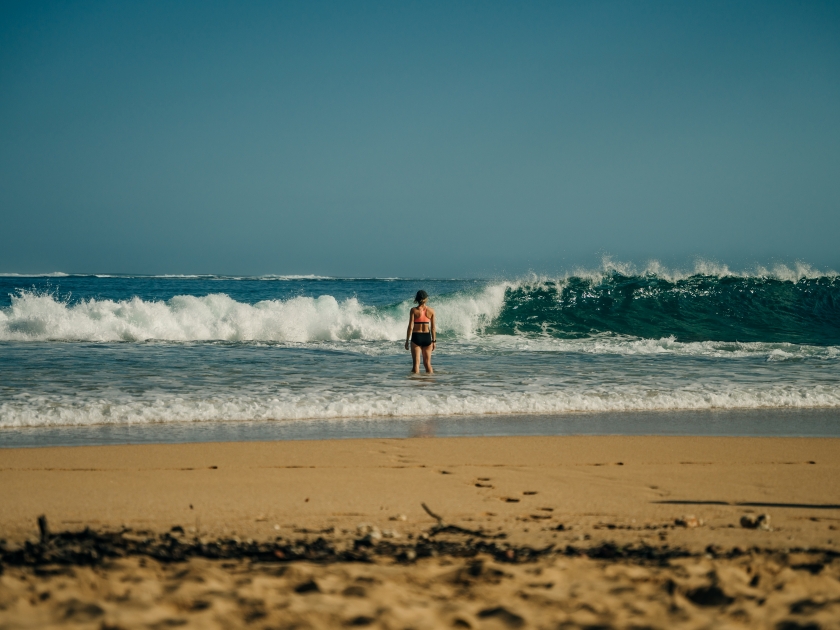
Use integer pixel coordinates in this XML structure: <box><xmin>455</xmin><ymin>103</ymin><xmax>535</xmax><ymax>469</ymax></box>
<box><xmin>414</xmin><ymin>306</ymin><xmax>430</xmax><ymax>323</ymax></box>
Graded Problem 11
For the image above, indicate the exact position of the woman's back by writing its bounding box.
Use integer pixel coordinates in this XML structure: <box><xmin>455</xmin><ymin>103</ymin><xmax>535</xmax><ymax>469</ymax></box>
<box><xmin>406</xmin><ymin>291</ymin><xmax>435</xmax><ymax>374</ymax></box>
<box><xmin>414</xmin><ymin>306</ymin><xmax>431</xmax><ymax>323</ymax></box>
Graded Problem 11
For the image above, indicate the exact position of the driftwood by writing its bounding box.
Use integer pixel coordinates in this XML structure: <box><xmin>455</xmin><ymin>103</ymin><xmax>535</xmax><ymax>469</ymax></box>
<box><xmin>421</xmin><ymin>503</ymin><xmax>506</xmax><ymax>539</ymax></box>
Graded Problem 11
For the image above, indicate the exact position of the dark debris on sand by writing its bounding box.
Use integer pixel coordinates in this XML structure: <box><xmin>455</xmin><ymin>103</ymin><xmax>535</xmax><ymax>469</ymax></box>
<box><xmin>1</xmin><ymin>515</ymin><xmax>837</xmax><ymax>572</ymax></box>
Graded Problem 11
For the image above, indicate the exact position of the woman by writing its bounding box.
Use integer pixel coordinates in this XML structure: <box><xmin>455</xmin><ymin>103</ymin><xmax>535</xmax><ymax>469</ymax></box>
<box><xmin>405</xmin><ymin>290</ymin><xmax>436</xmax><ymax>374</ymax></box>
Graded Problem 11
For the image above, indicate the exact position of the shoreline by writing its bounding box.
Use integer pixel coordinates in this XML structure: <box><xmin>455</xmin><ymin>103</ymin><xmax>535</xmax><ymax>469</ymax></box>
<box><xmin>3</xmin><ymin>407</ymin><xmax>840</xmax><ymax>449</ymax></box>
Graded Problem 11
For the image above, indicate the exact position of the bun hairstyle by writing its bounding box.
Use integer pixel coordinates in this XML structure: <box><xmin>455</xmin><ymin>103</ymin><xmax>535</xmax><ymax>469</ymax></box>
<box><xmin>414</xmin><ymin>290</ymin><xmax>429</xmax><ymax>305</ymax></box>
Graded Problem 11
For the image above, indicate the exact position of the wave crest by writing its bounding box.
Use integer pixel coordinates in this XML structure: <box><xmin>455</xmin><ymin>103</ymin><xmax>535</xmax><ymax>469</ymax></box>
<box><xmin>568</xmin><ymin>257</ymin><xmax>839</xmax><ymax>284</ymax></box>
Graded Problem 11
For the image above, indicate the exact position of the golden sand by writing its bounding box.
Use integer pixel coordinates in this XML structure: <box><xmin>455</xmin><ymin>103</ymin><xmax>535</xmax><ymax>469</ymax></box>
<box><xmin>1</xmin><ymin>435</ymin><xmax>839</xmax><ymax>628</ymax></box>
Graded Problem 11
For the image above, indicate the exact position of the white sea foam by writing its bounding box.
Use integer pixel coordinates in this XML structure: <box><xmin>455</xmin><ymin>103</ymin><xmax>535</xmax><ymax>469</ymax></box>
<box><xmin>2</xmin><ymin>381</ymin><xmax>838</xmax><ymax>428</ymax></box>
<box><xmin>258</xmin><ymin>274</ymin><xmax>335</xmax><ymax>280</ymax></box>
<box><xmin>0</xmin><ymin>284</ymin><xmax>510</xmax><ymax>343</ymax></box>
<box><xmin>0</xmin><ymin>292</ymin><xmax>392</xmax><ymax>342</ymax></box>
<box><xmin>462</xmin><ymin>335</ymin><xmax>840</xmax><ymax>361</ymax></box>
<box><xmin>0</xmin><ymin>272</ymin><xmax>70</xmax><ymax>278</ymax></box>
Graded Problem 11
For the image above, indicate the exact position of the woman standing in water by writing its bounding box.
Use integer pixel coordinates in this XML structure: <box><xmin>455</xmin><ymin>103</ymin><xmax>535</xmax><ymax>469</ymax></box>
<box><xmin>405</xmin><ymin>290</ymin><xmax>436</xmax><ymax>374</ymax></box>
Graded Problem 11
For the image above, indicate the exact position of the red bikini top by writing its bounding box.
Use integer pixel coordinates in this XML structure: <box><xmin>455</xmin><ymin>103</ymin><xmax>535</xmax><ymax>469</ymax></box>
<box><xmin>414</xmin><ymin>306</ymin><xmax>430</xmax><ymax>323</ymax></box>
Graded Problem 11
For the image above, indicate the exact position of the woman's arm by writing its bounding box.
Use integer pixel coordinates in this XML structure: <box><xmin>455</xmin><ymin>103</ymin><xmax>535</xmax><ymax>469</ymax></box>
<box><xmin>405</xmin><ymin>310</ymin><xmax>415</xmax><ymax>350</ymax></box>
<box><xmin>430</xmin><ymin>311</ymin><xmax>436</xmax><ymax>348</ymax></box>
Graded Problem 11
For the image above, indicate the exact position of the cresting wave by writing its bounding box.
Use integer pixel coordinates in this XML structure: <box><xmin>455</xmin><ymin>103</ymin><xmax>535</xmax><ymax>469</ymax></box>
<box><xmin>1</xmin><ymin>263</ymin><xmax>838</xmax><ymax>346</ymax></box>
<box><xmin>572</xmin><ymin>258</ymin><xmax>837</xmax><ymax>283</ymax></box>
<box><xmin>493</xmin><ymin>272</ymin><xmax>840</xmax><ymax>346</ymax></box>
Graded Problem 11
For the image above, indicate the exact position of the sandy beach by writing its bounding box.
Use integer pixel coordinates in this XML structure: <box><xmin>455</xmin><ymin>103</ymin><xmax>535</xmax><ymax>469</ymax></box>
<box><xmin>2</xmin><ymin>435</ymin><xmax>840</xmax><ymax>629</ymax></box>
<box><xmin>4</xmin><ymin>0</ymin><xmax>839</xmax><ymax>627</ymax></box>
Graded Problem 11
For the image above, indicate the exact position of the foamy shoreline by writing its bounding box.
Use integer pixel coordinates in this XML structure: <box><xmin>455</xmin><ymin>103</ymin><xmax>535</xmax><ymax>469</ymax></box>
<box><xmin>3</xmin><ymin>408</ymin><xmax>840</xmax><ymax>448</ymax></box>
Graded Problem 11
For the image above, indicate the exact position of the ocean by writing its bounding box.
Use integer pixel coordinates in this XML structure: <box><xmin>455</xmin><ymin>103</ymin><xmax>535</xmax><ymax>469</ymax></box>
<box><xmin>2</xmin><ymin>261</ymin><xmax>839</xmax><ymax>447</ymax></box>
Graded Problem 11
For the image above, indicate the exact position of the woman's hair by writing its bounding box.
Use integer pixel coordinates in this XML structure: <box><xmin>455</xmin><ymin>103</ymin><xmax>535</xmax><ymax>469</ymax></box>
<box><xmin>414</xmin><ymin>290</ymin><xmax>428</xmax><ymax>305</ymax></box>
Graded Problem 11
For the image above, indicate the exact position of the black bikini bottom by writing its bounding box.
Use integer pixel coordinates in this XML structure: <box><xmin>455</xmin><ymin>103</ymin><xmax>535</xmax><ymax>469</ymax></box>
<box><xmin>411</xmin><ymin>332</ymin><xmax>433</xmax><ymax>347</ymax></box>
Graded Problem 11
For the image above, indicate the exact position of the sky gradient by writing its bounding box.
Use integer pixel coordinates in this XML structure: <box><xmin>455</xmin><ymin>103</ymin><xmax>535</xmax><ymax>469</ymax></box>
<box><xmin>1</xmin><ymin>1</ymin><xmax>839</xmax><ymax>276</ymax></box>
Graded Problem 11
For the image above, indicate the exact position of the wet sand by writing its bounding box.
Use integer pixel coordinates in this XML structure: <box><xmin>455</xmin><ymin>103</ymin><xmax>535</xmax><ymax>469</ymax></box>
<box><xmin>1</xmin><ymin>435</ymin><xmax>839</xmax><ymax>628</ymax></box>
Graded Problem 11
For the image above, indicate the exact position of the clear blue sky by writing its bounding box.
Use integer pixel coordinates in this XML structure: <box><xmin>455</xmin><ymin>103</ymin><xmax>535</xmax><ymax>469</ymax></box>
<box><xmin>1</xmin><ymin>1</ymin><xmax>838</xmax><ymax>276</ymax></box>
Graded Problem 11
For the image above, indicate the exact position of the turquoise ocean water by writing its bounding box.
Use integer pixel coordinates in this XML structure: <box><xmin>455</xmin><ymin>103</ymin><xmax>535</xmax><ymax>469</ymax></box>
<box><xmin>1</xmin><ymin>262</ymin><xmax>839</xmax><ymax>446</ymax></box>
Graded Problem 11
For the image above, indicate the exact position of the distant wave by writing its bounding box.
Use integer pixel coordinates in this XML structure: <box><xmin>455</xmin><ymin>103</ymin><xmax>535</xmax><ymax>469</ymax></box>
<box><xmin>0</xmin><ymin>273</ymin><xmax>338</xmax><ymax>280</ymax></box>
<box><xmin>0</xmin><ymin>273</ymin><xmax>410</xmax><ymax>280</ymax></box>
<box><xmin>0</xmin><ymin>272</ymin><xmax>70</xmax><ymax>278</ymax></box>
<box><xmin>2</xmin><ymin>259</ymin><xmax>837</xmax><ymax>282</ymax></box>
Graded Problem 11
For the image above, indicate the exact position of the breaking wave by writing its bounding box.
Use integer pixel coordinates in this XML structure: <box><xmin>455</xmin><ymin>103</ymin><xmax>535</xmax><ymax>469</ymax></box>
<box><xmin>0</xmin><ymin>286</ymin><xmax>505</xmax><ymax>343</ymax></box>
<box><xmin>1</xmin><ymin>261</ymin><xmax>838</xmax><ymax>346</ymax></box>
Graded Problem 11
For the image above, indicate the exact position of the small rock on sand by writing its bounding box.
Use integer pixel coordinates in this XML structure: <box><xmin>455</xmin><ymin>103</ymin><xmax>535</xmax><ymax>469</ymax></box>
<box><xmin>675</xmin><ymin>515</ymin><xmax>703</xmax><ymax>528</ymax></box>
<box><xmin>477</xmin><ymin>606</ymin><xmax>525</xmax><ymax>628</ymax></box>
<box><xmin>294</xmin><ymin>580</ymin><xmax>320</xmax><ymax>594</ymax></box>
<box><xmin>357</xmin><ymin>523</ymin><xmax>382</xmax><ymax>542</ymax></box>
<box><xmin>740</xmin><ymin>514</ymin><xmax>771</xmax><ymax>530</ymax></box>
